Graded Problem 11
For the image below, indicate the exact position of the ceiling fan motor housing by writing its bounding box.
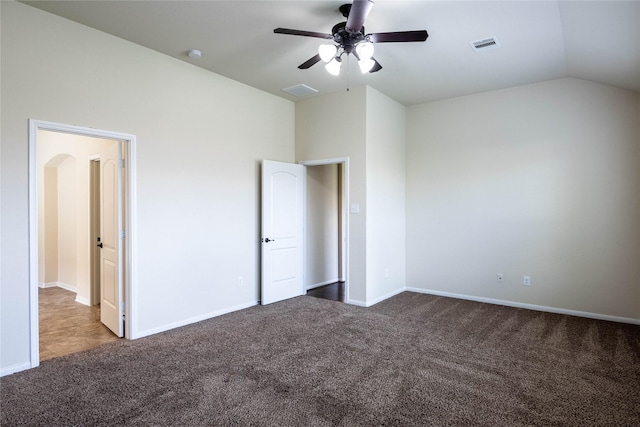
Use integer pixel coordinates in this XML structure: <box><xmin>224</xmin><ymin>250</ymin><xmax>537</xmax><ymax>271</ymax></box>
<box><xmin>331</xmin><ymin>22</ymin><xmax>366</xmax><ymax>53</ymax></box>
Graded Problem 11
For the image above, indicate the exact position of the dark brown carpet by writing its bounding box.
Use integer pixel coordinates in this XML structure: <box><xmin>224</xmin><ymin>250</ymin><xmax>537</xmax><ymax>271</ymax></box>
<box><xmin>1</xmin><ymin>292</ymin><xmax>639</xmax><ymax>426</ymax></box>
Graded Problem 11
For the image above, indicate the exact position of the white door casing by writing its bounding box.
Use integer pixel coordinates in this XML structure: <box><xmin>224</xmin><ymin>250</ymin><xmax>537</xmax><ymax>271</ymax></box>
<box><xmin>28</xmin><ymin>119</ymin><xmax>135</xmax><ymax>371</ymax></box>
<box><xmin>261</xmin><ymin>160</ymin><xmax>305</xmax><ymax>305</ymax></box>
<box><xmin>99</xmin><ymin>142</ymin><xmax>123</xmax><ymax>336</ymax></box>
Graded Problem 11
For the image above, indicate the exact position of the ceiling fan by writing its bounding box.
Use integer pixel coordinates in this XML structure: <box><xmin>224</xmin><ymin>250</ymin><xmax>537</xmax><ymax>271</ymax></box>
<box><xmin>274</xmin><ymin>0</ymin><xmax>428</xmax><ymax>75</ymax></box>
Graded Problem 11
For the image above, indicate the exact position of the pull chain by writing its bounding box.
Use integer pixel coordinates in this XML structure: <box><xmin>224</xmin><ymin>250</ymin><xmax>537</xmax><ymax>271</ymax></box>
<box><xmin>346</xmin><ymin>55</ymin><xmax>351</xmax><ymax>92</ymax></box>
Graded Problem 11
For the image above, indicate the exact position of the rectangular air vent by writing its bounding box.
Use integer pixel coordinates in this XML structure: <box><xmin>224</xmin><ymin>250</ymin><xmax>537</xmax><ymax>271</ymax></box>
<box><xmin>470</xmin><ymin>36</ymin><xmax>500</xmax><ymax>52</ymax></box>
<box><xmin>281</xmin><ymin>84</ymin><xmax>318</xmax><ymax>97</ymax></box>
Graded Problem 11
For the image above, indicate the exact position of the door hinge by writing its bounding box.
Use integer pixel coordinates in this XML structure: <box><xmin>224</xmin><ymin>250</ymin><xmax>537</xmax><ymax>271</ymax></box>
<box><xmin>119</xmin><ymin>159</ymin><xmax>125</xmax><ymax>168</ymax></box>
<box><xmin>120</xmin><ymin>230</ymin><xmax>126</xmax><ymax>239</ymax></box>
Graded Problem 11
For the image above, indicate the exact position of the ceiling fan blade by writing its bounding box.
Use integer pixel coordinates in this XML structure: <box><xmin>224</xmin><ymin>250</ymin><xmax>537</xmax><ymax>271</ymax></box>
<box><xmin>369</xmin><ymin>58</ymin><xmax>382</xmax><ymax>73</ymax></box>
<box><xmin>298</xmin><ymin>54</ymin><xmax>322</xmax><ymax>70</ymax></box>
<box><xmin>274</xmin><ymin>28</ymin><xmax>333</xmax><ymax>40</ymax></box>
<box><xmin>346</xmin><ymin>0</ymin><xmax>374</xmax><ymax>33</ymax></box>
<box><xmin>369</xmin><ymin>30</ymin><xmax>429</xmax><ymax>43</ymax></box>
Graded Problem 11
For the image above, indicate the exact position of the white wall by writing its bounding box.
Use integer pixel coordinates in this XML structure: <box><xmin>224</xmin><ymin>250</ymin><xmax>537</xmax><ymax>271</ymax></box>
<box><xmin>1</xmin><ymin>2</ymin><xmax>294</xmax><ymax>374</ymax></box>
<box><xmin>305</xmin><ymin>164</ymin><xmax>340</xmax><ymax>289</ymax></box>
<box><xmin>296</xmin><ymin>87</ymin><xmax>368</xmax><ymax>304</ymax></box>
<box><xmin>365</xmin><ymin>87</ymin><xmax>407</xmax><ymax>303</ymax></box>
<box><xmin>296</xmin><ymin>86</ymin><xmax>408</xmax><ymax>306</ymax></box>
<box><xmin>406</xmin><ymin>78</ymin><xmax>640</xmax><ymax>320</ymax></box>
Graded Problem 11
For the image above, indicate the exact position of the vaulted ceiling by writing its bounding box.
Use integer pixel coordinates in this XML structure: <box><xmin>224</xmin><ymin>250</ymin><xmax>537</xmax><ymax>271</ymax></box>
<box><xmin>22</xmin><ymin>1</ymin><xmax>640</xmax><ymax>105</ymax></box>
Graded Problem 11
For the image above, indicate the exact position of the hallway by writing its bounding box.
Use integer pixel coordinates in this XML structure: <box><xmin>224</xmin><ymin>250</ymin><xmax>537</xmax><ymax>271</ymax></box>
<box><xmin>39</xmin><ymin>287</ymin><xmax>119</xmax><ymax>361</ymax></box>
<box><xmin>306</xmin><ymin>281</ymin><xmax>345</xmax><ymax>303</ymax></box>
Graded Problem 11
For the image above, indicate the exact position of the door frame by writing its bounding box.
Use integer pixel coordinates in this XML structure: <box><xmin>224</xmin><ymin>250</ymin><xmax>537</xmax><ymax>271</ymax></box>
<box><xmin>299</xmin><ymin>157</ymin><xmax>350</xmax><ymax>303</ymax></box>
<box><xmin>89</xmin><ymin>155</ymin><xmax>101</xmax><ymax>306</ymax></box>
<box><xmin>28</xmin><ymin>119</ymin><xmax>137</xmax><ymax>369</ymax></box>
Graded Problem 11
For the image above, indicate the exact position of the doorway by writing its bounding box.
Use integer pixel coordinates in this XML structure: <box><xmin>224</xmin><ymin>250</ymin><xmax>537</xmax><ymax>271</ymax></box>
<box><xmin>29</xmin><ymin>120</ymin><xmax>136</xmax><ymax>369</ymax></box>
<box><xmin>260</xmin><ymin>158</ymin><xmax>350</xmax><ymax>305</ymax></box>
<box><xmin>301</xmin><ymin>158</ymin><xmax>349</xmax><ymax>303</ymax></box>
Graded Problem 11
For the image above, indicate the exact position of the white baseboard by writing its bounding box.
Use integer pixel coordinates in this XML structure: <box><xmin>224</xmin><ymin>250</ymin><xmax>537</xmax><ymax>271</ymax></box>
<box><xmin>133</xmin><ymin>300</ymin><xmax>259</xmax><ymax>339</ymax></box>
<box><xmin>0</xmin><ymin>361</ymin><xmax>32</xmax><ymax>377</ymax></box>
<box><xmin>366</xmin><ymin>287</ymin><xmax>406</xmax><ymax>307</ymax></box>
<box><xmin>57</xmin><ymin>282</ymin><xmax>76</xmax><ymax>292</ymax></box>
<box><xmin>75</xmin><ymin>296</ymin><xmax>91</xmax><ymax>306</ymax></box>
<box><xmin>40</xmin><ymin>282</ymin><xmax>59</xmax><ymax>288</ymax></box>
<box><xmin>42</xmin><ymin>282</ymin><xmax>77</xmax><ymax>292</ymax></box>
<box><xmin>306</xmin><ymin>278</ymin><xmax>340</xmax><ymax>291</ymax></box>
<box><xmin>406</xmin><ymin>287</ymin><xmax>640</xmax><ymax>325</ymax></box>
<box><xmin>347</xmin><ymin>287</ymin><xmax>406</xmax><ymax>308</ymax></box>
<box><xmin>347</xmin><ymin>299</ymin><xmax>367</xmax><ymax>307</ymax></box>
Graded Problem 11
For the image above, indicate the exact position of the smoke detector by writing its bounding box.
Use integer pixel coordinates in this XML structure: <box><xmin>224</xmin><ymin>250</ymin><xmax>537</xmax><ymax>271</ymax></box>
<box><xmin>470</xmin><ymin>36</ymin><xmax>500</xmax><ymax>53</ymax></box>
<box><xmin>187</xmin><ymin>49</ymin><xmax>202</xmax><ymax>59</ymax></box>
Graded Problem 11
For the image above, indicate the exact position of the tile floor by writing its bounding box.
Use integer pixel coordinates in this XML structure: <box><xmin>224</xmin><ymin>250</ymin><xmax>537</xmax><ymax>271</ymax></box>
<box><xmin>39</xmin><ymin>287</ymin><xmax>119</xmax><ymax>361</ymax></box>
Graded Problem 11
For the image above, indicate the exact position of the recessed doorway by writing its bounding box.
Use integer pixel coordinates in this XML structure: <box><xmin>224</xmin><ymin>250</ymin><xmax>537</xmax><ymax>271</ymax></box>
<box><xmin>301</xmin><ymin>158</ymin><xmax>349</xmax><ymax>303</ymax></box>
<box><xmin>29</xmin><ymin>120</ymin><xmax>136</xmax><ymax>368</ymax></box>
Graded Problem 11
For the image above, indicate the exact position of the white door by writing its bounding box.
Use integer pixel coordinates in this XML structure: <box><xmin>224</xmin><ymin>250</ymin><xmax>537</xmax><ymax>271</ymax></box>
<box><xmin>261</xmin><ymin>160</ymin><xmax>305</xmax><ymax>305</ymax></box>
<box><xmin>99</xmin><ymin>142</ymin><xmax>123</xmax><ymax>336</ymax></box>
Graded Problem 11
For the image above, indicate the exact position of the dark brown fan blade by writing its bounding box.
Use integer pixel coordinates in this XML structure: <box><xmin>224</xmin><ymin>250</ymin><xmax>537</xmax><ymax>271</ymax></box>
<box><xmin>274</xmin><ymin>28</ymin><xmax>333</xmax><ymax>40</ymax></box>
<box><xmin>369</xmin><ymin>30</ymin><xmax>429</xmax><ymax>43</ymax></box>
<box><xmin>298</xmin><ymin>54</ymin><xmax>322</xmax><ymax>70</ymax></box>
<box><xmin>369</xmin><ymin>58</ymin><xmax>382</xmax><ymax>73</ymax></box>
<box><xmin>346</xmin><ymin>0</ymin><xmax>374</xmax><ymax>33</ymax></box>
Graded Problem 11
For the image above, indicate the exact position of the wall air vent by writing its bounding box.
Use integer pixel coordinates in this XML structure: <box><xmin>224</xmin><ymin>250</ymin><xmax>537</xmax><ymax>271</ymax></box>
<box><xmin>281</xmin><ymin>84</ymin><xmax>319</xmax><ymax>97</ymax></box>
<box><xmin>470</xmin><ymin>36</ymin><xmax>500</xmax><ymax>52</ymax></box>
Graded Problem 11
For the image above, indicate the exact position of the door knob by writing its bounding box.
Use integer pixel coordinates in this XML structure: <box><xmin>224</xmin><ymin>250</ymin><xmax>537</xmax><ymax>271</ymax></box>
<box><xmin>97</xmin><ymin>242</ymin><xmax>103</xmax><ymax>248</ymax></box>
<box><xmin>264</xmin><ymin>238</ymin><xmax>275</xmax><ymax>243</ymax></box>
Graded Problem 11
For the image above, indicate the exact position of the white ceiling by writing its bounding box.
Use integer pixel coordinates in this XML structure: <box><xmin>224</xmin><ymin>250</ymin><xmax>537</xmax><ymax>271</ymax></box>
<box><xmin>22</xmin><ymin>1</ymin><xmax>640</xmax><ymax>106</ymax></box>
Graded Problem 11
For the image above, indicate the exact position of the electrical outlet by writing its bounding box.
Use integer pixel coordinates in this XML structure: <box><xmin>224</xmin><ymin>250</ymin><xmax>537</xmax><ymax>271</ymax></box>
<box><xmin>384</xmin><ymin>268</ymin><xmax>390</xmax><ymax>278</ymax></box>
<box><xmin>523</xmin><ymin>275</ymin><xmax>531</xmax><ymax>286</ymax></box>
<box><xmin>237</xmin><ymin>276</ymin><xmax>243</xmax><ymax>287</ymax></box>
<box><xmin>497</xmin><ymin>273</ymin><xmax>504</xmax><ymax>284</ymax></box>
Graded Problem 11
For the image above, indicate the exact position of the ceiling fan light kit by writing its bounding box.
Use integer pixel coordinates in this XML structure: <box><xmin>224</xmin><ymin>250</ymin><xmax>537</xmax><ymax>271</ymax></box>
<box><xmin>274</xmin><ymin>0</ymin><xmax>428</xmax><ymax>77</ymax></box>
<box><xmin>355</xmin><ymin>41</ymin><xmax>374</xmax><ymax>59</ymax></box>
<box><xmin>358</xmin><ymin>57</ymin><xmax>375</xmax><ymax>74</ymax></box>
<box><xmin>325</xmin><ymin>57</ymin><xmax>342</xmax><ymax>76</ymax></box>
<box><xmin>319</xmin><ymin>44</ymin><xmax>338</xmax><ymax>63</ymax></box>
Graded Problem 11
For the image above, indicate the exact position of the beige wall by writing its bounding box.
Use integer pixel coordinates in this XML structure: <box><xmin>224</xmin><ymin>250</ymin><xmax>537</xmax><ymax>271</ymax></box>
<box><xmin>296</xmin><ymin>86</ymin><xmax>407</xmax><ymax>305</ymax></box>
<box><xmin>1</xmin><ymin>1</ymin><xmax>294</xmax><ymax>373</ymax></box>
<box><xmin>37</xmin><ymin>131</ymin><xmax>116</xmax><ymax>304</ymax></box>
<box><xmin>296</xmin><ymin>86</ymin><xmax>368</xmax><ymax>303</ymax></box>
<box><xmin>406</xmin><ymin>78</ymin><xmax>640</xmax><ymax>320</ymax></box>
<box><xmin>43</xmin><ymin>166</ymin><xmax>59</xmax><ymax>284</ymax></box>
<box><xmin>56</xmin><ymin>156</ymin><xmax>78</xmax><ymax>289</ymax></box>
<box><xmin>305</xmin><ymin>164</ymin><xmax>340</xmax><ymax>289</ymax></box>
<box><xmin>365</xmin><ymin>87</ymin><xmax>407</xmax><ymax>303</ymax></box>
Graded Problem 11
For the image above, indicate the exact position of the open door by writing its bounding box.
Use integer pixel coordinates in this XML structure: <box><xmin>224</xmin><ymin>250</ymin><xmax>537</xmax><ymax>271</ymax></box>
<box><xmin>99</xmin><ymin>142</ymin><xmax>124</xmax><ymax>336</ymax></box>
<box><xmin>261</xmin><ymin>160</ymin><xmax>305</xmax><ymax>305</ymax></box>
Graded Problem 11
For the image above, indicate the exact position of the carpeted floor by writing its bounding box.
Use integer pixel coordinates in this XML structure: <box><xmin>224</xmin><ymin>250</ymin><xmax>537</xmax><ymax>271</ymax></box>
<box><xmin>1</xmin><ymin>292</ymin><xmax>639</xmax><ymax>426</ymax></box>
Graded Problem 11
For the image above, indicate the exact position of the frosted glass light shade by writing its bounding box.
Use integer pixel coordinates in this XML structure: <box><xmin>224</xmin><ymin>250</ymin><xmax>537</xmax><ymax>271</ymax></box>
<box><xmin>355</xmin><ymin>42</ymin><xmax>374</xmax><ymax>59</ymax></box>
<box><xmin>325</xmin><ymin>58</ymin><xmax>341</xmax><ymax>76</ymax></box>
<box><xmin>358</xmin><ymin>58</ymin><xmax>375</xmax><ymax>73</ymax></box>
<box><xmin>319</xmin><ymin>44</ymin><xmax>338</xmax><ymax>63</ymax></box>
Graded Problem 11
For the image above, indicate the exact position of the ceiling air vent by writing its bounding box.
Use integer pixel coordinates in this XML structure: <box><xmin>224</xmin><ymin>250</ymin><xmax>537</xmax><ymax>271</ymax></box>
<box><xmin>470</xmin><ymin>36</ymin><xmax>500</xmax><ymax>53</ymax></box>
<box><xmin>281</xmin><ymin>84</ymin><xmax>318</xmax><ymax>97</ymax></box>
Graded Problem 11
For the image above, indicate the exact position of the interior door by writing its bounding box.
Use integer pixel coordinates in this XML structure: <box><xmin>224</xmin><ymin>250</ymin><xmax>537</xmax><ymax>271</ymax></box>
<box><xmin>99</xmin><ymin>142</ymin><xmax>123</xmax><ymax>336</ymax></box>
<box><xmin>261</xmin><ymin>160</ymin><xmax>305</xmax><ymax>305</ymax></box>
